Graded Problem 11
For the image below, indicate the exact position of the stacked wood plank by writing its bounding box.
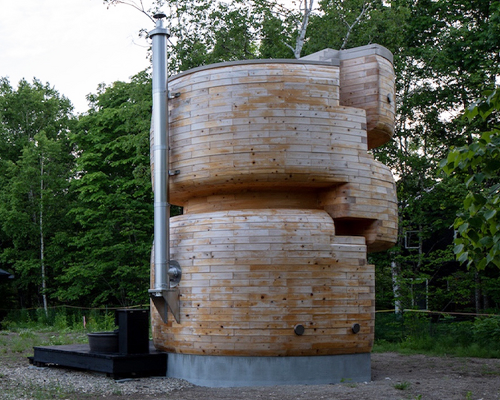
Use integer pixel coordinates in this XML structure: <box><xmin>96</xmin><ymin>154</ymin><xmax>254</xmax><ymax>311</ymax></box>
<box><xmin>340</xmin><ymin>52</ymin><xmax>395</xmax><ymax>149</ymax></box>
<box><xmin>151</xmin><ymin>46</ymin><xmax>397</xmax><ymax>357</ymax></box>
<box><xmin>301</xmin><ymin>44</ymin><xmax>396</xmax><ymax>149</ymax></box>
<box><xmin>153</xmin><ymin>210</ymin><xmax>373</xmax><ymax>356</ymax></box>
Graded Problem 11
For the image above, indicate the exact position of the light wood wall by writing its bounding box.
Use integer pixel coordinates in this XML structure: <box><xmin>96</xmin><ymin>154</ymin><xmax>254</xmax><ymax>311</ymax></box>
<box><xmin>152</xmin><ymin>210</ymin><xmax>374</xmax><ymax>356</ymax></box>
<box><xmin>151</xmin><ymin>47</ymin><xmax>397</xmax><ymax>357</ymax></box>
<box><xmin>340</xmin><ymin>54</ymin><xmax>395</xmax><ymax>149</ymax></box>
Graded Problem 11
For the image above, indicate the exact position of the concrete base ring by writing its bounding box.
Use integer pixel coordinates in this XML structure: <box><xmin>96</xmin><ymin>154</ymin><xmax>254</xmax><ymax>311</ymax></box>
<box><xmin>167</xmin><ymin>353</ymin><xmax>371</xmax><ymax>387</ymax></box>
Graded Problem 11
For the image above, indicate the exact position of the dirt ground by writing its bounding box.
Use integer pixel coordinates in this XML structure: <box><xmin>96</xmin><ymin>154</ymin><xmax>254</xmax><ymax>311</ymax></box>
<box><xmin>119</xmin><ymin>352</ymin><xmax>500</xmax><ymax>400</ymax></box>
<box><xmin>2</xmin><ymin>330</ymin><xmax>500</xmax><ymax>400</ymax></box>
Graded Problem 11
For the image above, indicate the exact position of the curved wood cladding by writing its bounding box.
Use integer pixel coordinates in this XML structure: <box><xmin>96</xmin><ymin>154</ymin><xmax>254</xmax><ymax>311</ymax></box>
<box><xmin>152</xmin><ymin>210</ymin><xmax>374</xmax><ymax>356</ymax></box>
<box><xmin>166</xmin><ymin>63</ymin><xmax>366</xmax><ymax>204</ymax></box>
<box><xmin>300</xmin><ymin>44</ymin><xmax>396</xmax><ymax>149</ymax></box>
<box><xmin>319</xmin><ymin>157</ymin><xmax>397</xmax><ymax>252</ymax></box>
<box><xmin>151</xmin><ymin>46</ymin><xmax>397</xmax><ymax>358</ymax></box>
<box><xmin>340</xmin><ymin>54</ymin><xmax>395</xmax><ymax>149</ymax></box>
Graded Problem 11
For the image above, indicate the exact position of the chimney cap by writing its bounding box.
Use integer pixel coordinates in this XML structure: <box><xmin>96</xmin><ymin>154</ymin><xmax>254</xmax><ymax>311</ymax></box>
<box><xmin>153</xmin><ymin>12</ymin><xmax>166</xmax><ymax>19</ymax></box>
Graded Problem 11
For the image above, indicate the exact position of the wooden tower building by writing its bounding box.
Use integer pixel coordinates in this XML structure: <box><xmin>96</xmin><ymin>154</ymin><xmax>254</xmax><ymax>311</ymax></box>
<box><xmin>151</xmin><ymin>44</ymin><xmax>397</xmax><ymax>386</ymax></box>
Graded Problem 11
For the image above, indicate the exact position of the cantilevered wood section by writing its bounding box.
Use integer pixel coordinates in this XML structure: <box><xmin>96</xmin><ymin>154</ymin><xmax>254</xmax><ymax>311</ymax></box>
<box><xmin>152</xmin><ymin>210</ymin><xmax>374</xmax><ymax>356</ymax></box>
<box><xmin>319</xmin><ymin>157</ymin><xmax>397</xmax><ymax>252</ymax></box>
<box><xmin>151</xmin><ymin>46</ymin><xmax>397</xmax><ymax>358</ymax></box>
<box><xmin>299</xmin><ymin>44</ymin><xmax>396</xmax><ymax>149</ymax></box>
<box><xmin>340</xmin><ymin>54</ymin><xmax>395</xmax><ymax>149</ymax></box>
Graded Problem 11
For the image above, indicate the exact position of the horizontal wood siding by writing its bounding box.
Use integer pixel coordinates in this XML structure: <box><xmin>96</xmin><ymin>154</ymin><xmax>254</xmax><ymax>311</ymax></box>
<box><xmin>339</xmin><ymin>55</ymin><xmax>395</xmax><ymax>149</ymax></box>
<box><xmin>319</xmin><ymin>157</ymin><xmax>397</xmax><ymax>252</ymax></box>
<box><xmin>164</xmin><ymin>64</ymin><xmax>372</xmax><ymax>204</ymax></box>
<box><xmin>151</xmin><ymin>51</ymin><xmax>396</xmax><ymax>358</ymax></box>
<box><xmin>152</xmin><ymin>210</ymin><xmax>374</xmax><ymax>356</ymax></box>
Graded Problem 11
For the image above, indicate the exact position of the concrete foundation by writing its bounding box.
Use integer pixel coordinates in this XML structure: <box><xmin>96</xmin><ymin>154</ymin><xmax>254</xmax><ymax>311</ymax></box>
<box><xmin>167</xmin><ymin>353</ymin><xmax>371</xmax><ymax>387</ymax></box>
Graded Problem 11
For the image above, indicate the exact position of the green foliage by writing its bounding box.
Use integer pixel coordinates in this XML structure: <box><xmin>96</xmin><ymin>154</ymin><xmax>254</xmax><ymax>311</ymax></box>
<box><xmin>0</xmin><ymin>78</ymin><xmax>74</xmax><ymax>161</ymax></box>
<box><xmin>2</xmin><ymin>307</ymin><xmax>119</xmax><ymax>333</ymax></box>
<box><xmin>394</xmin><ymin>381</ymin><xmax>411</xmax><ymax>390</ymax></box>
<box><xmin>375</xmin><ymin>312</ymin><xmax>405</xmax><ymax>342</ymax></box>
<box><xmin>106</xmin><ymin>0</ymin><xmax>302</xmax><ymax>70</ymax></box>
<box><xmin>101</xmin><ymin>0</ymin><xmax>500</xmax><ymax>314</ymax></box>
<box><xmin>56</xmin><ymin>71</ymin><xmax>154</xmax><ymax>307</ymax></box>
<box><xmin>473</xmin><ymin>316</ymin><xmax>500</xmax><ymax>346</ymax></box>
<box><xmin>481</xmin><ymin>275</ymin><xmax>500</xmax><ymax>308</ymax></box>
<box><xmin>371</xmin><ymin>0</ymin><xmax>500</xmax><ymax>314</ymax></box>
<box><xmin>208</xmin><ymin>3</ymin><xmax>258</xmax><ymax>62</ymax></box>
<box><xmin>258</xmin><ymin>5</ymin><xmax>298</xmax><ymax>58</ymax></box>
<box><xmin>1</xmin><ymin>0</ymin><xmax>499</xmax><ymax>313</ymax></box>
<box><xmin>306</xmin><ymin>0</ymin><xmax>409</xmax><ymax>54</ymax></box>
<box><xmin>441</xmin><ymin>89</ymin><xmax>500</xmax><ymax>270</ymax></box>
<box><xmin>375</xmin><ymin>312</ymin><xmax>500</xmax><ymax>358</ymax></box>
<box><xmin>0</xmin><ymin>78</ymin><xmax>76</xmax><ymax>308</ymax></box>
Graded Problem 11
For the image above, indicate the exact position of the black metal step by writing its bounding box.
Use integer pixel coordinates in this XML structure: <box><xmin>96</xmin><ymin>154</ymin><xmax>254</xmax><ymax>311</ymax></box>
<box><xmin>29</xmin><ymin>342</ymin><xmax>167</xmax><ymax>379</ymax></box>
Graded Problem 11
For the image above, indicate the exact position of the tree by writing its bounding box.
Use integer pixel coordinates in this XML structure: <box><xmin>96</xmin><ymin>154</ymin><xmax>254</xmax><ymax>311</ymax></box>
<box><xmin>285</xmin><ymin>0</ymin><xmax>314</xmax><ymax>58</ymax></box>
<box><xmin>55</xmin><ymin>71</ymin><xmax>155</xmax><ymax>307</ymax></box>
<box><xmin>441</xmin><ymin>89</ymin><xmax>500</xmax><ymax>271</ymax></box>
<box><xmin>58</xmin><ymin>0</ymin><xmax>498</xmax><ymax>313</ymax></box>
<box><xmin>302</xmin><ymin>0</ymin><xmax>499</xmax><ymax>312</ymax></box>
<box><xmin>387</xmin><ymin>0</ymin><xmax>500</xmax><ymax>312</ymax></box>
<box><xmin>103</xmin><ymin>0</ymin><xmax>308</xmax><ymax>70</ymax></box>
<box><xmin>0</xmin><ymin>78</ymin><xmax>75</xmax><ymax>309</ymax></box>
<box><xmin>304</xmin><ymin>0</ymin><xmax>408</xmax><ymax>55</ymax></box>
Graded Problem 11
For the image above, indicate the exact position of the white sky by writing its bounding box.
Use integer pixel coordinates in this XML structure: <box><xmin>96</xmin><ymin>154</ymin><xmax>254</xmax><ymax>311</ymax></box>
<box><xmin>0</xmin><ymin>0</ymin><xmax>155</xmax><ymax>114</ymax></box>
<box><xmin>0</xmin><ymin>0</ymin><xmax>154</xmax><ymax>112</ymax></box>
<box><xmin>0</xmin><ymin>0</ymin><xmax>299</xmax><ymax>115</ymax></box>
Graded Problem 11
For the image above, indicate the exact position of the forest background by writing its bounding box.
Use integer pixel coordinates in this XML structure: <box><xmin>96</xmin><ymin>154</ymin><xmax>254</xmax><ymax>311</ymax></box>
<box><xmin>0</xmin><ymin>0</ymin><xmax>499</xmax><ymax>322</ymax></box>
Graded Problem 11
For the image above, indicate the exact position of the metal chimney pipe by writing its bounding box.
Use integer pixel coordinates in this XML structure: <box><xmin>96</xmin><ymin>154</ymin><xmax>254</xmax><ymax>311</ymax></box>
<box><xmin>150</xmin><ymin>13</ymin><xmax>170</xmax><ymax>291</ymax></box>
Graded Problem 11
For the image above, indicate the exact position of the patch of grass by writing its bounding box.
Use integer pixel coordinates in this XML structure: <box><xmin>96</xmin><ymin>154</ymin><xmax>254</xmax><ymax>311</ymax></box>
<box><xmin>394</xmin><ymin>381</ymin><xmax>412</xmax><ymax>390</ymax></box>
<box><xmin>375</xmin><ymin>312</ymin><xmax>500</xmax><ymax>359</ymax></box>
<box><xmin>2</xmin><ymin>380</ymin><xmax>89</xmax><ymax>400</ymax></box>
<box><xmin>46</xmin><ymin>332</ymin><xmax>87</xmax><ymax>346</ymax></box>
<box><xmin>480</xmin><ymin>365</ymin><xmax>500</xmax><ymax>376</ymax></box>
<box><xmin>375</xmin><ymin>333</ymin><xmax>500</xmax><ymax>359</ymax></box>
<box><xmin>0</xmin><ymin>330</ymin><xmax>95</xmax><ymax>400</ymax></box>
<box><xmin>373</xmin><ymin>340</ymin><xmax>401</xmax><ymax>353</ymax></box>
<box><xmin>339</xmin><ymin>378</ymin><xmax>358</xmax><ymax>388</ymax></box>
<box><xmin>0</xmin><ymin>330</ymin><xmax>88</xmax><ymax>362</ymax></box>
<box><xmin>18</xmin><ymin>329</ymin><xmax>36</xmax><ymax>339</ymax></box>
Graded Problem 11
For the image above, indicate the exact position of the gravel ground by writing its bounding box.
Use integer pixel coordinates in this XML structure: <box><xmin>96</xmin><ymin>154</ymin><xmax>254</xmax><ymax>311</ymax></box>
<box><xmin>1</xmin><ymin>364</ymin><xmax>193</xmax><ymax>399</ymax></box>
<box><xmin>1</xmin><ymin>332</ymin><xmax>500</xmax><ymax>400</ymax></box>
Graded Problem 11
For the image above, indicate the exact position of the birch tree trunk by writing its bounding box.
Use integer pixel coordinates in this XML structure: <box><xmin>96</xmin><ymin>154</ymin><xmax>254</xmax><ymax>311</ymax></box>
<box><xmin>40</xmin><ymin>156</ymin><xmax>48</xmax><ymax>316</ymax></box>
<box><xmin>286</xmin><ymin>0</ymin><xmax>314</xmax><ymax>59</ymax></box>
<box><xmin>391</xmin><ymin>260</ymin><xmax>402</xmax><ymax>314</ymax></box>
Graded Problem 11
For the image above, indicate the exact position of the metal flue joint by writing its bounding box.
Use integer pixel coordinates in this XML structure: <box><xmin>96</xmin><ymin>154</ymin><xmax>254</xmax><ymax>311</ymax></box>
<box><xmin>168</xmin><ymin>260</ymin><xmax>182</xmax><ymax>287</ymax></box>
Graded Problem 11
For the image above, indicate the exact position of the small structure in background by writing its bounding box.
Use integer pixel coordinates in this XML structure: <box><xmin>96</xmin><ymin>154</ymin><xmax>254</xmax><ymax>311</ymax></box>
<box><xmin>0</xmin><ymin>269</ymin><xmax>14</xmax><ymax>281</ymax></box>
<box><xmin>0</xmin><ymin>269</ymin><xmax>14</xmax><ymax>327</ymax></box>
<box><xmin>149</xmin><ymin>39</ymin><xmax>398</xmax><ymax>386</ymax></box>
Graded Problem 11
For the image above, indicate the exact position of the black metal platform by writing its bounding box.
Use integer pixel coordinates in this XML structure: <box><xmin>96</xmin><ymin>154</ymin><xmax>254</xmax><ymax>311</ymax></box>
<box><xmin>30</xmin><ymin>342</ymin><xmax>167</xmax><ymax>379</ymax></box>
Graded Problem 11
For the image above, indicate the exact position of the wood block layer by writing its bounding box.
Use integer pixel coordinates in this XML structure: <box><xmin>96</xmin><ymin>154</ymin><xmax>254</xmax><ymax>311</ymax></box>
<box><xmin>152</xmin><ymin>210</ymin><xmax>374</xmax><ymax>356</ymax></box>
<box><xmin>340</xmin><ymin>55</ymin><xmax>395</xmax><ymax>149</ymax></box>
<box><xmin>319</xmin><ymin>157</ymin><xmax>397</xmax><ymax>252</ymax></box>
